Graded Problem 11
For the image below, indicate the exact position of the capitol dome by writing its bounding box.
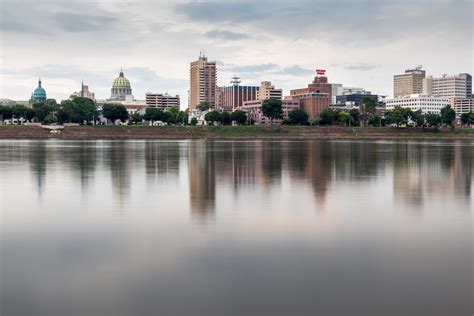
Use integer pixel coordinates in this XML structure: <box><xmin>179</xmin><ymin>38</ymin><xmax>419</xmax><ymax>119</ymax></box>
<box><xmin>32</xmin><ymin>78</ymin><xmax>47</xmax><ymax>103</ymax></box>
<box><xmin>110</xmin><ymin>69</ymin><xmax>132</xmax><ymax>101</ymax></box>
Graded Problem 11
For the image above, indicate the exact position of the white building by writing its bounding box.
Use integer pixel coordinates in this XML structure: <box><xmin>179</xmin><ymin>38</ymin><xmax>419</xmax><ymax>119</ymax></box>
<box><xmin>423</xmin><ymin>73</ymin><xmax>472</xmax><ymax>99</ymax></box>
<box><xmin>385</xmin><ymin>94</ymin><xmax>450</xmax><ymax>114</ymax></box>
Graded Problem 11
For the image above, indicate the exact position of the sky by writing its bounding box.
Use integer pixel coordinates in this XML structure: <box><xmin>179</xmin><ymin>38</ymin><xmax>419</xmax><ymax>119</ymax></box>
<box><xmin>0</xmin><ymin>0</ymin><xmax>472</xmax><ymax>106</ymax></box>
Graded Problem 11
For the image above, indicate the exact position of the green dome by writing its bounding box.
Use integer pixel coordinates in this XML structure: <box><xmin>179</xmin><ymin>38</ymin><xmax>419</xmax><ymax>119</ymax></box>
<box><xmin>112</xmin><ymin>70</ymin><xmax>131</xmax><ymax>88</ymax></box>
<box><xmin>32</xmin><ymin>78</ymin><xmax>47</xmax><ymax>102</ymax></box>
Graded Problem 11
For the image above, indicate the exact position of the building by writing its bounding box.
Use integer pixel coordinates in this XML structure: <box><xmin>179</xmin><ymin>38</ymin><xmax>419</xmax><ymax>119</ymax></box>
<box><xmin>450</xmin><ymin>98</ymin><xmax>473</xmax><ymax>118</ymax></box>
<box><xmin>290</xmin><ymin>72</ymin><xmax>332</xmax><ymax>119</ymax></box>
<box><xmin>30</xmin><ymin>78</ymin><xmax>47</xmax><ymax>104</ymax></box>
<box><xmin>394</xmin><ymin>66</ymin><xmax>426</xmax><ymax>98</ymax></box>
<box><xmin>242</xmin><ymin>98</ymin><xmax>300</xmax><ymax>125</ymax></box>
<box><xmin>189</xmin><ymin>54</ymin><xmax>217</xmax><ymax>110</ymax></box>
<box><xmin>145</xmin><ymin>93</ymin><xmax>180</xmax><ymax>111</ymax></box>
<box><xmin>386</xmin><ymin>94</ymin><xmax>450</xmax><ymax>114</ymax></box>
<box><xmin>423</xmin><ymin>73</ymin><xmax>472</xmax><ymax>99</ymax></box>
<box><xmin>110</xmin><ymin>69</ymin><xmax>132</xmax><ymax>101</ymax></box>
<box><xmin>71</xmin><ymin>81</ymin><xmax>96</xmax><ymax>100</ymax></box>
<box><xmin>336</xmin><ymin>94</ymin><xmax>378</xmax><ymax>106</ymax></box>
<box><xmin>222</xmin><ymin>77</ymin><xmax>258</xmax><ymax>111</ymax></box>
<box><xmin>257</xmin><ymin>81</ymin><xmax>283</xmax><ymax>101</ymax></box>
<box><xmin>215</xmin><ymin>86</ymin><xmax>224</xmax><ymax>109</ymax></box>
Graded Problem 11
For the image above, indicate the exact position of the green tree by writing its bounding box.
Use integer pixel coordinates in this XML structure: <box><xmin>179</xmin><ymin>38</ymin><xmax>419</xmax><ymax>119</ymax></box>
<box><xmin>190</xmin><ymin>117</ymin><xmax>198</xmax><ymax>126</ymax></box>
<box><xmin>43</xmin><ymin>114</ymin><xmax>58</xmax><ymax>125</ymax></box>
<box><xmin>409</xmin><ymin>109</ymin><xmax>425</xmax><ymax>127</ymax></box>
<box><xmin>144</xmin><ymin>108</ymin><xmax>165</xmax><ymax>121</ymax></box>
<box><xmin>60</xmin><ymin>97</ymin><xmax>97</xmax><ymax>124</ymax></box>
<box><xmin>130</xmin><ymin>113</ymin><xmax>143</xmax><ymax>124</ymax></box>
<box><xmin>204</xmin><ymin>110</ymin><xmax>222</xmax><ymax>124</ymax></box>
<box><xmin>360</xmin><ymin>96</ymin><xmax>377</xmax><ymax>126</ymax></box>
<box><xmin>197</xmin><ymin>101</ymin><xmax>212</xmax><ymax>112</ymax></box>
<box><xmin>33</xmin><ymin>102</ymin><xmax>53</xmax><ymax>122</ymax></box>
<box><xmin>319</xmin><ymin>108</ymin><xmax>336</xmax><ymax>125</ymax></box>
<box><xmin>220</xmin><ymin>112</ymin><xmax>231</xmax><ymax>125</ymax></box>
<box><xmin>230</xmin><ymin>110</ymin><xmax>247</xmax><ymax>125</ymax></box>
<box><xmin>349</xmin><ymin>109</ymin><xmax>360</xmax><ymax>126</ymax></box>
<box><xmin>425</xmin><ymin>112</ymin><xmax>441</xmax><ymax>127</ymax></box>
<box><xmin>460</xmin><ymin>112</ymin><xmax>473</xmax><ymax>127</ymax></box>
<box><xmin>288</xmin><ymin>109</ymin><xmax>309</xmax><ymax>125</ymax></box>
<box><xmin>440</xmin><ymin>105</ymin><xmax>456</xmax><ymax>126</ymax></box>
<box><xmin>167</xmin><ymin>107</ymin><xmax>181</xmax><ymax>124</ymax></box>
<box><xmin>385</xmin><ymin>106</ymin><xmax>408</xmax><ymax>127</ymax></box>
<box><xmin>261</xmin><ymin>99</ymin><xmax>283</xmax><ymax>125</ymax></box>
<box><xmin>0</xmin><ymin>106</ymin><xmax>13</xmax><ymax>120</ymax></box>
<box><xmin>102</xmin><ymin>103</ymin><xmax>129</xmax><ymax>123</ymax></box>
<box><xmin>338</xmin><ymin>111</ymin><xmax>352</xmax><ymax>127</ymax></box>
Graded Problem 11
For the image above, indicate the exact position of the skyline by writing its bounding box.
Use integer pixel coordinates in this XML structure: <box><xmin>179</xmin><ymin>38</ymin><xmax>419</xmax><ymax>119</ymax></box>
<box><xmin>0</xmin><ymin>0</ymin><xmax>472</xmax><ymax>105</ymax></box>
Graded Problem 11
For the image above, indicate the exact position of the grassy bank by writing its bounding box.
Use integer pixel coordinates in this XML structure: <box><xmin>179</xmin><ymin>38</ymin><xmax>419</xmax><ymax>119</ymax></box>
<box><xmin>1</xmin><ymin>125</ymin><xmax>474</xmax><ymax>140</ymax></box>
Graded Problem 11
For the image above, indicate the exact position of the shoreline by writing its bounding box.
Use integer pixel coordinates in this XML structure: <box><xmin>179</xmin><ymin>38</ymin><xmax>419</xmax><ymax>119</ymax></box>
<box><xmin>1</xmin><ymin>125</ymin><xmax>473</xmax><ymax>140</ymax></box>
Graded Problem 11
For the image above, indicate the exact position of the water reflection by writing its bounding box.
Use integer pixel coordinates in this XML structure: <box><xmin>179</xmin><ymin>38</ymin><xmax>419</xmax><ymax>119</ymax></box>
<box><xmin>0</xmin><ymin>140</ymin><xmax>472</xmax><ymax>316</ymax></box>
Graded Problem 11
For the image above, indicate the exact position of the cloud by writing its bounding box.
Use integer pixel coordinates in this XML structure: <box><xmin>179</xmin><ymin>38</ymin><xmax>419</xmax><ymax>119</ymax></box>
<box><xmin>279</xmin><ymin>66</ymin><xmax>314</xmax><ymax>76</ymax></box>
<box><xmin>220</xmin><ymin>63</ymin><xmax>279</xmax><ymax>74</ymax></box>
<box><xmin>343</xmin><ymin>63</ymin><xmax>382</xmax><ymax>71</ymax></box>
<box><xmin>205</xmin><ymin>30</ymin><xmax>250</xmax><ymax>41</ymax></box>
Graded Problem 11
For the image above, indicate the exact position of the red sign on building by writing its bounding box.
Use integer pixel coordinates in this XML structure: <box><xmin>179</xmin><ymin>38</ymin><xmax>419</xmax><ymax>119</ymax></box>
<box><xmin>316</xmin><ymin>69</ymin><xmax>326</xmax><ymax>75</ymax></box>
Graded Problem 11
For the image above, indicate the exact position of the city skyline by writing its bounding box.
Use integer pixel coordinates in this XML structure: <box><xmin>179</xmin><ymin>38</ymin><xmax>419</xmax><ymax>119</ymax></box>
<box><xmin>1</xmin><ymin>0</ymin><xmax>472</xmax><ymax>105</ymax></box>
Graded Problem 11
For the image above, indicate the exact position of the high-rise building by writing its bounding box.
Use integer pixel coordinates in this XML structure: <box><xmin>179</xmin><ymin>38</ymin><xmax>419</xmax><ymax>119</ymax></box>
<box><xmin>290</xmin><ymin>72</ymin><xmax>332</xmax><ymax>119</ymax></box>
<box><xmin>189</xmin><ymin>54</ymin><xmax>217</xmax><ymax>110</ymax></box>
<box><xmin>222</xmin><ymin>77</ymin><xmax>258</xmax><ymax>111</ymax></box>
<box><xmin>257</xmin><ymin>81</ymin><xmax>283</xmax><ymax>100</ymax></box>
<box><xmin>423</xmin><ymin>73</ymin><xmax>472</xmax><ymax>99</ymax></box>
<box><xmin>394</xmin><ymin>66</ymin><xmax>426</xmax><ymax>97</ymax></box>
<box><xmin>146</xmin><ymin>93</ymin><xmax>180</xmax><ymax>111</ymax></box>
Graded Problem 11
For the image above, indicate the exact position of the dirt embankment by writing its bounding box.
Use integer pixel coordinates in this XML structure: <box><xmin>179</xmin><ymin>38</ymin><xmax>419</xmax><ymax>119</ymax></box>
<box><xmin>1</xmin><ymin>125</ymin><xmax>473</xmax><ymax>140</ymax></box>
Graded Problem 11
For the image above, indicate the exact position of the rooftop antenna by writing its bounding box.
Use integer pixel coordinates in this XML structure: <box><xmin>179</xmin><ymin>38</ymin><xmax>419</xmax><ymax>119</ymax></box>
<box><xmin>231</xmin><ymin>76</ymin><xmax>241</xmax><ymax>86</ymax></box>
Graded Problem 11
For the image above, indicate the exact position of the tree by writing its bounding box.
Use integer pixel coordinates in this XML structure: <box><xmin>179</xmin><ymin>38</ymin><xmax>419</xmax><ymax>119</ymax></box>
<box><xmin>102</xmin><ymin>104</ymin><xmax>129</xmax><ymax>123</ymax></box>
<box><xmin>288</xmin><ymin>109</ymin><xmax>309</xmax><ymax>125</ymax></box>
<box><xmin>144</xmin><ymin>108</ymin><xmax>165</xmax><ymax>121</ymax></box>
<box><xmin>338</xmin><ymin>111</ymin><xmax>352</xmax><ymax>127</ymax></box>
<box><xmin>167</xmin><ymin>107</ymin><xmax>181</xmax><ymax>124</ymax></box>
<box><xmin>197</xmin><ymin>101</ymin><xmax>212</xmax><ymax>112</ymax></box>
<box><xmin>385</xmin><ymin>106</ymin><xmax>407</xmax><ymax>127</ymax></box>
<box><xmin>60</xmin><ymin>97</ymin><xmax>97</xmax><ymax>124</ymax></box>
<box><xmin>26</xmin><ymin>108</ymin><xmax>36</xmax><ymax>121</ymax></box>
<box><xmin>425</xmin><ymin>112</ymin><xmax>441</xmax><ymax>127</ymax></box>
<box><xmin>409</xmin><ymin>109</ymin><xmax>425</xmax><ymax>127</ymax></box>
<box><xmin>33</xmin><ymin>102</ymin><xmax>53</xmax><ymax>122</ymax></box>
<box><xmin>11</xmin><ymin>105</ymin><xmax>29</xmax><ymax>119</ymax></box>
<box><xmin>440</xmin><ymin>105</ymin><xmax>456</xmax><ymax>127</ymax></box>
<box><xmin>319</xmin><ymin>108</ymin><xmax>336</xmax><ymax>125</ymax></box>
<box><xmin>360</xmin><ymin>96</ymin><xmax>377</xmax><ymax>126</ymax></box>
<box><xmin>220</xmin><ymin>112</ymin><xmax>231</xmax><ymax>125</ymax></box>
<box><xmin>460</xmin><ymin>112</ymin><xmax>473</xmax><ymax>127</ymax></box>
<box><xmin>190</xmin><ymin>117</ymin><xmax>198</xmax><ymax>126</ymax></box>
<box><xmin>130</xmin><ymin>113</ymin><xmax>143</xmax><ymax>124</ymax></box>
<box><xmin>261</xmin><ymin>99</ymin><xmax>283</xmax><ymax>125</ymax></box>
<box><xmin>0</xmin><ymin>106</ymin><xmax>13</xmax><ymax>120</ymax></box>
<box><xmin>204</xmin><ymin>110</ymin><xmax>222</xmax><ymax>124</ymax></box>
<box><xmin>349</xmin><ymin>108</ymin><xmax>360</xmax><ymax>126</ymax></box>
<box><xmin>230</xmin><ymin>110</ymin><xmax>247</xmax><ymax>125</ymax></box>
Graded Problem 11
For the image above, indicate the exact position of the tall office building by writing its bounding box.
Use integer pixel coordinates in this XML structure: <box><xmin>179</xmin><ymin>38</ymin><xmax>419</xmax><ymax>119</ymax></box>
<box><xmin>189</xmin><ymin>53</ymin><xmax>217</xmax><ymax>110</ymax></box>
<box><xmin>423</xmin><ymin>73</ymin><xmax>472</xmax><ymax>99</ymax></box>
<box><xmin>257</xmin><ymin>81</ymin><xmax>283</xmax><ymax>100</ymax></box>
<box><xmin>394</xmin><ymin>66</ymin><xmax>426</xmax><ymax>97</ymax></box>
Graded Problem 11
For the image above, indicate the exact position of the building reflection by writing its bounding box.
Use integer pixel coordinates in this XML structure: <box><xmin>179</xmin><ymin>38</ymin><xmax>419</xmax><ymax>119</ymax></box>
<box><xmin>188</xmin><ymin>141</ymin><xmax>216</xmax><ymax>221</ymax></box>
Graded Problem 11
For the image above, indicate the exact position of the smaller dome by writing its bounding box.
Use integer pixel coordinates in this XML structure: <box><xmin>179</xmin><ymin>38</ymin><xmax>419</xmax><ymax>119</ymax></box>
<box><xmin>112</xmin><ymin>70</ymin><xmax>131</xmax><ymax>88</ymax></box>
<box><xmin>33</xmin><ymin>78</ymin><xmax>47</xmax><ymax>101</ymax></box>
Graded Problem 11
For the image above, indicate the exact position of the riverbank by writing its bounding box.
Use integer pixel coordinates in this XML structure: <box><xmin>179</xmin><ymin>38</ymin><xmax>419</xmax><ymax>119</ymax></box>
<box><xmin>1</xmin><ymin>125</ymin><xmax>473</xmax><ymax>140</ymax></box>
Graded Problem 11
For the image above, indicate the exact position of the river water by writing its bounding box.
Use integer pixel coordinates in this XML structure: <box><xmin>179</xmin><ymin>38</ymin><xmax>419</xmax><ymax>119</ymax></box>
<box><xmin>0</xmin><ymin>140</ymin><xmax>472</xmax><ymax>315</ymax></box>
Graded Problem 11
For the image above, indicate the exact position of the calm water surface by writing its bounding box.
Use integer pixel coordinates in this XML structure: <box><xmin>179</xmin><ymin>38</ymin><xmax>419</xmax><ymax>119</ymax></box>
<box><xmin>0</xmin><ymin>140</ymin><xmax>472</xmax><ymax>316</ymax></box>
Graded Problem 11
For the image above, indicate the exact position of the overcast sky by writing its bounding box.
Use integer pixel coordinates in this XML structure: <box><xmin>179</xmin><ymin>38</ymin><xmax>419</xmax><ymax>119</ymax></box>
<box><xmin>0</xmin><ymin>0</ymin><xmax>472</xmax><ymax>106</ymax></box>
